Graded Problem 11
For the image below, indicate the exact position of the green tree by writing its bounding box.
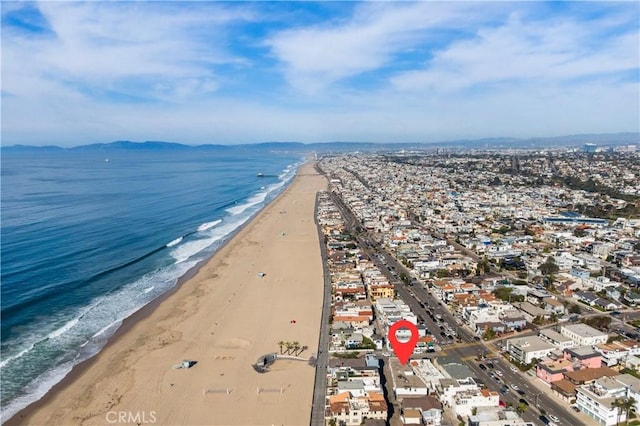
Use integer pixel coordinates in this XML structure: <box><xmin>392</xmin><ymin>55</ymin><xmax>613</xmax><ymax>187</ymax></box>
<box><xmin>483</xmin><ymin>328</ymin><xmax>497</xmax><ymax>340</ymax></box>
<box><xmin>615</xmin><ymin>396</ymin><xmax>636</xmax><ymax>425</ymax></box>
<box><xmin>540</xmin><ymin>256</ymin><xmax>559</xmax><ymax>277</ymax></box>
<box><xmin>584</xmin><ymin>315</ymin><xmax>612</xmax><ymax>331</ymax></box>
<box><xmin>291</xmin><ymin>341</ymin><xmax>300</xmax><ymax>356</ymax></box>
<box><xmin>516</xmin><ymin>402</ymin><xmax>528</xmax><ymax>414</ymax></box>
<box><xmin>277</xmin><ymin>340</ymin><xmax>285</xmax><ymax>354</ymax></box>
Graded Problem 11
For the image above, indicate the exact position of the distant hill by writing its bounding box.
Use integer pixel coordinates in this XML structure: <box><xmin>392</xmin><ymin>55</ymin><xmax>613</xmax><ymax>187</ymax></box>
<box><xmin>2</xmin><ymin>132</ymin><xmax>638</xmax><ymax>153</ymax></box>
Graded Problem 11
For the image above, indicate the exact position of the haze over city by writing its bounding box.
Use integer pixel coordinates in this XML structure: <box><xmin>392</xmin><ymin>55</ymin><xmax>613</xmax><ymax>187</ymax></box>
<box><xmin>2</xmin><ymin>1</ymin><xmax>639</xmax><ymax>146</ymax></box>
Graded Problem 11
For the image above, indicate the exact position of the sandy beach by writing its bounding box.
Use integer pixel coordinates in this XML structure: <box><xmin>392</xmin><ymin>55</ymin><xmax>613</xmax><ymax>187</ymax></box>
<box><xmin>9</xmin><ymin>162</ymin><xmax>327</xmax><ymax>426</ymax></box>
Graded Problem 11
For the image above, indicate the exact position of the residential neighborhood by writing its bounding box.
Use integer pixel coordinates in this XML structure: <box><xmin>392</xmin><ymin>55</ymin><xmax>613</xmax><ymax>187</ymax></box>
<box><xmin>314</xmin><ymin>147</ymin><xmax>640</xmax><ymax>426</ymax></box>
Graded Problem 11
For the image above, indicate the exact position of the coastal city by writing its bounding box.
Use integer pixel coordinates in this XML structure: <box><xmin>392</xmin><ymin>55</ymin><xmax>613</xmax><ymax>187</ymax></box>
<box><xmin>313</xmin><ymin>145</ymin><xmax>640</xmax><ymax>426</ymax></box>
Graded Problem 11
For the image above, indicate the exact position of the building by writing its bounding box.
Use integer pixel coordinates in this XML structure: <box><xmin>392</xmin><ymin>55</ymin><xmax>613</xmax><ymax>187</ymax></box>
<box><xmin>506</xmin><ymin>336</ymin><xmax>556</xmax><ymax>364</ymax></box>
<box><xmin>452</xmin><ymin>388</ymin><xmax>500</xmax><ymax>416</ymax></box>
<box><xmin>327</xmin><ymin>391</ymin><xmax>388</xmax><ymax>425</ymax></box>
<box><xmin>468</xmin><ymin>407</ymin><xmax>533</xmax><ymax>426</ymax></box>
<box><xmin>575</xmin><ymin>374</ymin><xmax>640</xmax><ymax>426</ymax></box>
<box><xmin>536</xmin><ymin>358</ymin><xmax>574</xmax><ymax>385</ymax></box>
<box><xmin>563</xmin><ymin>346</ymin><xmax>602</xmax><ymax>369</ymax></box>
<box><xmin>561</xmin><ymin>324</ymin><xmax>608</xmax><ymax>347</ymax></box>
<box><xmin>539</xmin><ymin>329</ymin><xmax>575</xmax><ymax>350</ymax></box>
<box><xmin>595</xmin><ymin>340</ymin><xmax>640</xmax><ymax>367</ymax></box>
<box><xmin>401</xmin><ymin>395</ymin><xmax>443</xmax><ymax>426</ymax></box>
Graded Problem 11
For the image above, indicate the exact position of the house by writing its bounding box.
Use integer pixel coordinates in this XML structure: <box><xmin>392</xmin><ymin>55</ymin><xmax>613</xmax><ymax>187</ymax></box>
<box><xmin>452</xmin><ymin>388</ymin><xmax>500</xmax><ymax>416</ymax></box>
<box><xmin>563</xmin><ymin>346</ymin><xmax>602</xmax><ymax>369</ymax></box>
<box><xmin>593</xmin><ymin>298</ymin><xmax>620</xmax><ymax>311</ymax></box>
<box><xmin>537</xmin><ymin>358</ymin><xmax>574</xmax><ymax>385</ymax></box>
<box><xmin>527</xmin><ymin>289</ymin><xmax>551</xmax><ymax>305</ymax></box>
<box><xmin>551</xmin><ymin>378</ymin><xmax>577</xmax><ymax>402</ymax></box>
<box><xmin>575</xmin><ymin>374</ymin><xmax>640</xmax><ymax>426</ymax></box>
<box><xmin>499</xmin><ymin>312</ymin><xmax>527</xmax><ymax>331</ymax></box>
<box><xmin>401</xmin><ymin>408</ymin><xmax>422</xmax><ymax>425</ymax></box>
<box><xmin>539</xmin><ymin>329</ymin><xmax>575</xmax><ymax>350</ymax></box>
<box><xmin>475</xmin><ymin>321</ymin><xmax>506</xmax><ymax>336</ymax></box>
<box><xmin>571</xmin><ymin>266</ymin><xmax>591</xmax><ymax>279</ymax></box>
<box><xmin>515</xmin><ymin>301</ymin><xmax>549</xmax><ymax>322</ymax></box>
<box><xmin>563</xmin><ymin>367</ymin><xmax>619</xmax><ymax>386</ymax></box>
<box><xmin>506</xmin><ymin>336</ymin><xmax>555</xmax><ymax>364</ymax></box>
<box><xmin>401</xmin><ymin>395</ymin><xmax>443</xmax><ymax>426</ymax></box>
<box><xmin>605</xmin><ymin>286</ymin><xmax>623</xmax><ymax>301</ymax></box>
<box><xmin>468</xmin><ymin>406</ymin><xmax>530</xmax><ymax>426</ymax></box>
<box><xmin>573</xmin><ymin>290</ymin><xmax>600</xmax><ymax>306</ymax></box>
<box><xmin>327</xmin><ymin>391</ymin><xmax>388</xmax><ymax>425</ymax></box>
<box><xmin>543</xmin><ymin>297</ymin><xmax>566</xmax><ymax>315</ymax></box>
<box><xmin>624</xmin><ymin>291</ymin><xmax>640</xmax><ymax>306</ymax></box>
<box><xmin>368</xmin><ymin>283</ymin><xmax>395</xmax><ymax>301</ymax></box>
<box><xmin>595</xmin><ymin>340</ymin><xmax>640</xmax><ymax>367</ymax></box>
<box><xmin>561</xmin><ymin>324</ymin><xmax>608</xmax><ymax>347</ymax></box>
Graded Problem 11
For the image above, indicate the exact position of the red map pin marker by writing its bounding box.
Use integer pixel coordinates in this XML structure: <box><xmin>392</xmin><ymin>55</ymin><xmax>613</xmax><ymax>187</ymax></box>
<box><xmin>388</xmin><ymin>319</ymin><xmax>419</xmax><ymax>365</ymax></box>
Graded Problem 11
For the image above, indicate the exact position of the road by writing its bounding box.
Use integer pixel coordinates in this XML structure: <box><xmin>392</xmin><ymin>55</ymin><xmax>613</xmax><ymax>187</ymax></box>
<box><xmin>309</xmin><ymin>193</ymin><xmax>333</xmax><ymax>426</ymax></box>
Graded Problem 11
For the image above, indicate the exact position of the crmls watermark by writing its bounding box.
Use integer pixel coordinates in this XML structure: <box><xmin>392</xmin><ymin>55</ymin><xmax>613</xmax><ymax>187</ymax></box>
<box><xmin>105</xmin><ymin>411</ymin><xmax>157</xmax><ymax>424</ymax></box>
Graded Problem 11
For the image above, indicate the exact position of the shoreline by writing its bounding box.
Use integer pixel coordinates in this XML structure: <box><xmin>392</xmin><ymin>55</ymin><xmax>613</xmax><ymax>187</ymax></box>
<box><xmin>6</xmin><ymin>161</ymin><xmax>327</xmax><ymax>426</ymax></box>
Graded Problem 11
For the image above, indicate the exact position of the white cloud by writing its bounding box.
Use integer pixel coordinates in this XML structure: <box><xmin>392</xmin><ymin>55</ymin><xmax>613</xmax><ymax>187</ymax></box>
<box><xmin>2</xmin><ymin>2</ymin><xmax>252</xmax><ymax>101</ymax></box>
<box><xmin>1</xmin><ymin>2</ymin><xmax>638</xmax><ymax>146</ymax></box>
<box><xmin>265</xmin><ymin>2</ymin><xmax>504</xmax><ymax>93</ymax></box>
<box><xmin>391</xmin><ymin>11</ymin><xmax>639</xmax><ymax>92</ymax></box>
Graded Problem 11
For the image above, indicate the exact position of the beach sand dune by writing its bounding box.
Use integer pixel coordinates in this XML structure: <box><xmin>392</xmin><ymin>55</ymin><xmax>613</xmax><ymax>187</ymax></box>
<box><xmin>9</xmin><ymin>162</ymin><xmax>327</xmax><ymax>426</ymax></box>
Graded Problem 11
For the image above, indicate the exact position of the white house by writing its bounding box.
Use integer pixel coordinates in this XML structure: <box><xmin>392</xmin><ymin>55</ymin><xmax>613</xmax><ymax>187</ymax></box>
<box><xmin>506</xmin><ymin>336</ymin><xmax>555</xmax><ymax>364</ymax></box>
<box><xmin>561</xmin><ymin>324</ymin><xmax>609</xmax><ymax>347</ymax></box>
<box><xmin>575</xmin><ymin>374</ymin><xmax>640</xmax><ymax>426</ymax></box>
<box><xmin>452</xmin><ymin>388</ymin><xmax>500</xmax><ymax>416</ymax></box>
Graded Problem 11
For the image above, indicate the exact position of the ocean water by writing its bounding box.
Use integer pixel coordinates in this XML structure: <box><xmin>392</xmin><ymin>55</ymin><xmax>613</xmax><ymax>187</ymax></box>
<box><xmin>0</xmin><ymin>148</ymin><xmax>302</xmax><ymax>419</ymax></box>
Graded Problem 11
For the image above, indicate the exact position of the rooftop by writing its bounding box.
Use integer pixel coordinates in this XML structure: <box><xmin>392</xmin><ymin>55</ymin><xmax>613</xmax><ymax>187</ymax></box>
<box><xmin>562</xmin><ymin>323</ymin><xmax>608</xmax><ymax>338</ymax></box>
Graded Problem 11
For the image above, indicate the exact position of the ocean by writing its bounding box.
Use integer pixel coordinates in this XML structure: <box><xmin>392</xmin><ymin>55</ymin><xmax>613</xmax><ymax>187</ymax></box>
<box><xmin>0</xmin><ymin>148</ymin><xmax>303</xmax><ymax>419</ymax></box>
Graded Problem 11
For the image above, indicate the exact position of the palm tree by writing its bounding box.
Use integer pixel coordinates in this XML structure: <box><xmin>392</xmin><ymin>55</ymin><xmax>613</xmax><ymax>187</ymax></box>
<box><xmin>291</xmin><ymin>341</ymin><xmax>300</xmax><ymax>356</ymax></box>
<box><xmin>277</xmin><ymin>341</ymin><xmax>285</xmax><ymax>354</ymax></box>
<box><xmin>617</xmin><ymin>396</ymin><xmax>636</xmax><ymax>425</ymax></box>
<box><xmin>613</xmin><ymin>397</ymin><xmax>624</xmax><ymax>426</ymax></box>
<box><xmin>284</xmin><ymin>341</ymin><xmax>293</xmax><ymax>355</ymax></box>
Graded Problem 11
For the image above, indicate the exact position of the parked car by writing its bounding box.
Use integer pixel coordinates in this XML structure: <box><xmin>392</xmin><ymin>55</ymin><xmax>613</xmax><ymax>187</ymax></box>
<box><xmin>511</xmin><ymin>384</ymin><xmax>519</xmax><ymax>390</ymax></box>
<box><xmin>495</xmin><ymin>370</ymin><xmax>503</xmax><ymax>376</ymax></box>
<box><xmin>479</xmin><ymin>363</ymin><xmax>487</xmax><ymax>370</ymax></box>
<box><xmin>510</xmin><ymin>366</ymin><xmax>518</xmax><ymax>372</ymax></box>
<box><xmin>549</xmin><ymin>414</ymin><xmax>559</xmax><ymax>422</ymax></box>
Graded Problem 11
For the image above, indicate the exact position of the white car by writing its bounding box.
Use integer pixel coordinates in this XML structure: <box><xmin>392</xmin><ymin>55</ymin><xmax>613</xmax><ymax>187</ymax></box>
<box><xmin>511</xmin><ymin>384</ymin><xmax>519</xmax><ymax>390</ymax></box>
<box><xmin>510</xmin><ymin>366</ymin><xmax>518</xmax><ymax>372</ymax></box>
<box><xmin>549</xmin><ymin>414</ymin><xmax>560</xmax><ymax>422</ymax></box>
<box><xmin>495</xmin><ymin>370</ymin><xmax>503</xmax><ymax>377</ymax></box>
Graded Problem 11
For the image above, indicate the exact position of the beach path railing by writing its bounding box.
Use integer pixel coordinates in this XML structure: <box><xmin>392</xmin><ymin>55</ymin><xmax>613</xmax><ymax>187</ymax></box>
<box><xmin>203</xmin><ymin>387</ymin><xmax>232</xmax><ymax>395</ymax></box>
<box><xmin>256</xmin><ymin>386</ymin><xmax>286</xmax><ymax>395</ymax></box>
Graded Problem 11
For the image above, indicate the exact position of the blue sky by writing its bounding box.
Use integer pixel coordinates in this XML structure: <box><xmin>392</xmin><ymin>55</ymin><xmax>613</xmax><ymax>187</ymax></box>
<box><xmin>2</xmin><ymin>1</ymin><xmax>638</xmax><ymax>146</ymax></box>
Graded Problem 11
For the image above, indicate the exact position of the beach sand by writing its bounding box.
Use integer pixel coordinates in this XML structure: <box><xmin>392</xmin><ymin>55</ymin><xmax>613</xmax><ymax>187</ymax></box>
<box><xmin>10</xmin><ymin>162</ymin><xmax>327</xmax><ymax>426</ymax></box>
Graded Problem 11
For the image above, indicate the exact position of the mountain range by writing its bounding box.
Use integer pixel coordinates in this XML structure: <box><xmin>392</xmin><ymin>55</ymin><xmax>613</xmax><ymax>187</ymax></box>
<box><xmin>2</xmin><ymin>133</ymin><xmax>638</xmax><ymax>153</ymax></box>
